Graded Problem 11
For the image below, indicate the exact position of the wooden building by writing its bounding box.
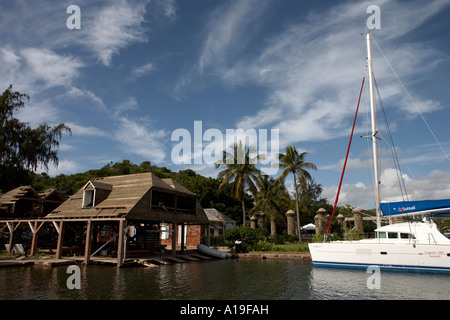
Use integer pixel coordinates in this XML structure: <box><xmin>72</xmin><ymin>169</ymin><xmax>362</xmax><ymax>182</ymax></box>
<box><xmin>0</xmin><ymin>173</ymin><xmax>210</xmax><ymax>267</ymax></box>
<box><xmin>0</xmin><ymin>186</ymin><xmax>65</xmax><ymax>254</ymax></box>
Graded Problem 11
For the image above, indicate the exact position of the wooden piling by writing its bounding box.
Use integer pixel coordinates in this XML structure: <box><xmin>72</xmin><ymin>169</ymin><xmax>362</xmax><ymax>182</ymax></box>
<box><xmin>84</xmin><ymin>220</ymin><xmax>93</xmax><ymax>265</ymax></box>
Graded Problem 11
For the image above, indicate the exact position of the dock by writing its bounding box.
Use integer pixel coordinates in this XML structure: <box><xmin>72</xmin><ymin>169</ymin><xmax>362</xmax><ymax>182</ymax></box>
<box><xmin>0</xmin><ymin>257</ymin><xmax>34</xmax><ymax>268</ymax></box>
<box><xmin>0</xmin><ymin>247</ymin><xmax>227</xmax><ymax>268</ymax></box>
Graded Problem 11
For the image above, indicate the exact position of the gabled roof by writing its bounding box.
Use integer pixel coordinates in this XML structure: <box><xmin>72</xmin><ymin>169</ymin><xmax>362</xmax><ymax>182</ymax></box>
<box><xmin>204</xmin><ymin>208</ymin><xmax>236</xmax><ymax>223</ymax></box>
<box><xmin>38</xmin><ymin>189</ymin><xmax>65</xmax><ymax>201</ymax></box>
<box><xmin>0</xmin><ymin>186</ymin><xmax>41</xmax><ymax>205</ymax></box>
<box><xmin>83</xmin><ymin>180</ymin><xmax>113</xmax><ymax>191</ymax></box>
<box><xmin>46</xmin><ymin>172</ymin><xmax>209</xmax><ymax>224</ymax></box>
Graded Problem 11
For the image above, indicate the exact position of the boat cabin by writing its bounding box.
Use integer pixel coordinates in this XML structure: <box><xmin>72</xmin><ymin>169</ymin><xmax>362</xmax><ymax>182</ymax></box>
<box><xmin>374</xmin><ymin>219</ymin><xmax>450</xmax><ymax>245</ymax></box>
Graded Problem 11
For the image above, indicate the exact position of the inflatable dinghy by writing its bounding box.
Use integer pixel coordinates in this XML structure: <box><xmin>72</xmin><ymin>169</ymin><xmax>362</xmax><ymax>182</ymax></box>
<box><xmin>197</xmin><ymin>244</ymin><xmax>232</xmax><ymax>259</ymax></box>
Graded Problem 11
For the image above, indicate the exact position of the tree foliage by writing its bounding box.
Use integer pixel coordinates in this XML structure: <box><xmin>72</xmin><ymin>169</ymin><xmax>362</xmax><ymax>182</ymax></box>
<box><xmin>215</xmin><ymin>141</ymin><xmax>262</xmax><ymax>226</ymax></box>
<box><xmin>273</xmin><ymin>146</ymin><xmax>317</xmax><ymax>242</ymax></box>
<box><xmin>0</xmin><ymin>85</ymin><xmax>71</xmax><ymax>192</ymax></box>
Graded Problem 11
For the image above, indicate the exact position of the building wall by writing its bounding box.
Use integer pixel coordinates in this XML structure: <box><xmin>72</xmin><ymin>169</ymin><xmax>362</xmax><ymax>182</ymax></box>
<box><xmin>160</xmin><ymin>224</ymin><xmax>203</xmax><ymax>249</ymax></box>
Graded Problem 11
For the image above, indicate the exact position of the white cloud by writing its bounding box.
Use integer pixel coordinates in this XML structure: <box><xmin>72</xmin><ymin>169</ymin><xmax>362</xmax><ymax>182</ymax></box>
<box><xmin>21</xmin><ymin>48</ymin><xmax>83</xmax><ymax>89</ymax></box>
<box><xmin>323</xmin><ymin>169</ymin><xmax>450</xmax><ymax>209</ymax></box>
<box><xmin>65</xmin><ymin>87</ymin><xmax>107</xmax><ymax>111</ymax></box>
<box><xmin>114</xmin><ymin>117</ymin><xmax>168</xmax><ymax>164</ymax></box>
<box><xmin>174</xmin><ymin>0</ymin><xmax>274</xmax><ymax>96</ymax></box>
<box><xmin>43</xmin><ymin>159</ymin><xmax>81</xmax><ymax>176</ymax></box>
<box><xmin>112</xmin><ymin>97</ymin><xmax>139</xmax><ymax>118</ymax></box>
<box><xmin>82</xmin><ymin>1</ymin><xmax>149</xmax><ymax>66</ymax></box>
<box><xmin>130</xmin><ymin>63</ymin><xmax>155</xmax><ymax>80</ymax></box>
<box><xmin>223</xmin><ymin>0</ymin><xmax>450</xmax><ymax>147</ymax></box>
<box><xmin>0</xmin><ymin>47</ymin><xmax>83</xmax><ymax>95</ymax></box>
<box><xmin>65</xmin><ymin>122</ymin><xmax>108</xmax><ymax>137</ymax></box>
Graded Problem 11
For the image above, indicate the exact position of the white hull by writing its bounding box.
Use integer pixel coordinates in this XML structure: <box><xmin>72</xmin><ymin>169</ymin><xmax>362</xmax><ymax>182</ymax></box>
<box><xmin>309</xmin><ymin>241</ymin><xmax>450</xmax><ymax>273</ymax></box>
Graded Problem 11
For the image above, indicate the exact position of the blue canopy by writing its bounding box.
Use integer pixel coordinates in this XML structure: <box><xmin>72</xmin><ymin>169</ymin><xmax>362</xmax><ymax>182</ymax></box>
<box><xmin>380</xmin><ymin>199</ymin><xmax>450</xmax><ymax>216</ymax></box>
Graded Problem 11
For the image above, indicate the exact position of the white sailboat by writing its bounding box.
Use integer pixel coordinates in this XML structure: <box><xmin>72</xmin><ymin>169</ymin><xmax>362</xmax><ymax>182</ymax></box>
<box><xmin>308</xmin><ymin>33</ymin><xmax>450</xmax><ymax>273</ymax></box>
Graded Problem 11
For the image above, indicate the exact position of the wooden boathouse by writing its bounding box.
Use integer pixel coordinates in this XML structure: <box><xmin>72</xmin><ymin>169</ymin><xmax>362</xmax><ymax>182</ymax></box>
<box><xmin>0</xmin><ymin>173</ymin><xmax>210</xmax><ymax>267</ymax></box>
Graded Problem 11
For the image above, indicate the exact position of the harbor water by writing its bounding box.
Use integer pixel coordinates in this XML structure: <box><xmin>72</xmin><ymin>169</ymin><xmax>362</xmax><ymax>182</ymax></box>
<box><xmin>0</xmin><ymin>258</ymin><xmax>448</xmax><ymax>300</ymax></box>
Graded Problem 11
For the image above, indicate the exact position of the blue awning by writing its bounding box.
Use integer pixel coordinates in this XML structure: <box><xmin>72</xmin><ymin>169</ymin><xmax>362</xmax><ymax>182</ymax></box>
<box><xmin>380</xmin><ymin>199</ymin><xmax>450</xmax><ymax>216</ymax></box>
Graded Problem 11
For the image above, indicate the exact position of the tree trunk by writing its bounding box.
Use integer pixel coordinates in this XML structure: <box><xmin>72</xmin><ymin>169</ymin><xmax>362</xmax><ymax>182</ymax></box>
<box><xmin>242</xmin><ymin>200</ymin><xmax>246</xmax><ymax>227</ymax></box>
<box><xmin>293</xmin><ymin>172</ymin><xmax>302</xmax><ymax>243</ymax></box>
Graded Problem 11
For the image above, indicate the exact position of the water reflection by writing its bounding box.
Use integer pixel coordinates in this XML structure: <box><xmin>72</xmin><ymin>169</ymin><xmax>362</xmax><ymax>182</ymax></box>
<box><xmin>0</xmin><ymin>260</ymin><xmax>448</xmax><ymax>300</ymax></box>
<box><xmin>309</xmin><ymin>267</ymin><xmax>450</xmax><ymax>300</ymax></box>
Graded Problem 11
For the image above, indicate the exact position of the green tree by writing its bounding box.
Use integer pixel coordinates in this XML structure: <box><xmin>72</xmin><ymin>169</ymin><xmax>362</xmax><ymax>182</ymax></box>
<box><xmin>273</xmin><ymin>146</ymin><xmax>317</xmax><ymax>243</ymax></box>
<box><xmin>297</xmin><ymin>178</ymin><xmax>331</xmax><ymax>224</ymax></box>
<box><xmin>0</xmin><ymin>85</ymin><xmax>71</xmax><ymax>192</ymax></box>
<box><xmin>215</xmin><ymin>141</ymin><xmax>262</xmax><ymax>226</ymax></box>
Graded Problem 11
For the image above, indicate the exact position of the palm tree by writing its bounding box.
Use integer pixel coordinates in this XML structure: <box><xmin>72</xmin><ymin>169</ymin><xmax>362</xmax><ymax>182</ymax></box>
<box><xmin>253</xmin><ymin>175</ymin><xmax>280</xmax><ymax>214</ymax></box>
<box><xmin>273</xmin><ymin>146</ymin><xmax>317</xmax><ymax>243</ymax></box>
<box><xmin>253</xmin><ymin>175</ymin><xmax>290</xmax><ymax>235</ymax></box>
<box><xmin>215</xmin><ymin>141</ymin><xmax>262</xmax><ymax>226</ymax></box>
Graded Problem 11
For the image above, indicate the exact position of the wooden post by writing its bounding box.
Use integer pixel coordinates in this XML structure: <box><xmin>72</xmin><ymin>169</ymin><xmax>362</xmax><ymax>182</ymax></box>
<box><xmin>6</xmin><ymin>222</ymin><xmax>14</xmax><ymax>253</ymax></box>
<box><xmin>117</xmin><ymin>219</ymin><xmax>126</xmax><ymax>267</ymax></box>
<box><xmin>84</xmin><ymin>220</ymin><xmax>93</xmax><ymax>265</ymax></box>
<box><xmin>206</xmin><ymin>224</ymin><xmax>211</xmax><ymax>247</ymax></box>
<box><xmin>55</xmin><ymin>221</ymin><xmax>65</xmax><ymax>259</ymax></box>
<box><xmin>171</xmin><ymin>223</ymin><xmax>177</xmax><ymax>256</ymax></box>
<box><xmin>30</xmin><ymin>221</ymin><xmax>43</xmax><ymax>256</ymax></box>
<box><xmin>180</xmin><ymin>223</ymin><xmax>185</xmax><ymax>254</ymax></box>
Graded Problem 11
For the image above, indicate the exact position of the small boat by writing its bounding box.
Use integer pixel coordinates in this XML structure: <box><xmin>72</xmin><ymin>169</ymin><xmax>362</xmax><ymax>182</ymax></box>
<box><xmin>308</xmin><ymin>33</ymin><xmax>450</xmax><ymax>273</ymax></box>
<box><xmin>197</xmin><ymin>244</ymin><xmax>231</xmax><ymax>259</ymax></box>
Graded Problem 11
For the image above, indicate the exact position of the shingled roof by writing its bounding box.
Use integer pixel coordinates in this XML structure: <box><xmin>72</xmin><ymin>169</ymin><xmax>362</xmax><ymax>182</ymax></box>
<box><xmin>46</xmin><ymin>172</ymin><xmax>209</xmax><ymax>224</ymax></box>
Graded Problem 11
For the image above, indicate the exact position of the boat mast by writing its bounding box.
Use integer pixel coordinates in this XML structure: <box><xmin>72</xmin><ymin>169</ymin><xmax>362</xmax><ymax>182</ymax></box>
<box><xmin>366</xmin><ymin>33</ymin><xmax>382</xmax><ymax>229</ymax></box>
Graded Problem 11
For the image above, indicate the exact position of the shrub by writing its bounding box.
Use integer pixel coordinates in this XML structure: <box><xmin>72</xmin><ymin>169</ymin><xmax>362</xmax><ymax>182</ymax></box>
<box><xmin>268</xmin><ymin>232</ymin><xmax>294</xmax><ymax>245</ymax></box>
<box><xmin>255</xmin><ymin>240</ymin><xmax>273</xmax><ymax>251</ymax></box>
<box><xmin>224</xmin><ymin>227</ymin><xmax>262</xmax><ymax>251</ymax></box>
<box><xmin>312</xmin><ymin>234</ymin><xmax>324</xmax><ymax>243</ymax></box>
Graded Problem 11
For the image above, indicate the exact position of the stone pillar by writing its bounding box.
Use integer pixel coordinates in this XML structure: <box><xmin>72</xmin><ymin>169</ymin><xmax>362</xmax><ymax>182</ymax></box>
<box><xmin>337</xmin><ymin>214</ymin><xmax>345</xmax><ymax>231</ymax></box>
<box><xmin>285</xmin><ymin>210</ymin><xmax>295</xmax><ymax>236</ymax></box>
<box><xmin>270</xmin><ymin>217</ymin><xmax>276</xmax><ymax>236</ymax></box>
<box><xmin>314</xmin><ymin>214</ymin><xmax>319</xmax><ymax>234</ymax></box>
<box><xmin>353</xmin><ymin>207</ymin><xmax>364</xmax><ymax>232</ymax></box>
<box><xmin>257</xmin><ymin>211</ymin><xmax>265</xmax><ymax>232</ymax></box>
<box><xmin>250</xmin><ymin>216</ymin><xmax>257</xmax><ymax>229</ymax></box>
<box><xmin>316</xmin><ymin>208</ymin><xmax>327</xmax><ymax>235</ymax></box>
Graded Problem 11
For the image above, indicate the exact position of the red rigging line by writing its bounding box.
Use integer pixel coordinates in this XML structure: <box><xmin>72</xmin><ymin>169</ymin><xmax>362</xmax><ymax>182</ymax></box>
<box><xmin>326</xmin><ymin>73</ymin><xmax>366</xmax><ymax>237</ymax></box>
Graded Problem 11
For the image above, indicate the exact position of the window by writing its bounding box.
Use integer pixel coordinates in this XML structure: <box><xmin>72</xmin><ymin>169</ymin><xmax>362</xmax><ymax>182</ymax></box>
<box><xmin>160</xmin><ymin>224</ymin><xmax>170</xmax><ymax>240</ymax></box>
<box><xmin>388</xmin><ymin>232</ymin><xmax>398</xmax><ymax>239</ymax></box>
<box><xmin>400</xmin><ymin>233</ymin><xmax>412</xmax><ymax>239</ymax></box>
<box><xmin>378</xmin><ymin>232</ymin><xmax>386</xmax><ymax>239</ymax></box>
<box><xmin>83</xmin><ymin>189</ymin><xmax>94</xmax><ymax>207</ymax></box>
<box><xmin>81</xmin><ymin>180</ymin><xmax>112</xmax><ymax>208</ymax></box>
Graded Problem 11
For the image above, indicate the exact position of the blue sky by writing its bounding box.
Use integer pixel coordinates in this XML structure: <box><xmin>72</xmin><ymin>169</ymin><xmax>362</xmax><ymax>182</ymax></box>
<box><xmin>2</xmin><ymin>0</ymin><xmax>450</xmax><ymax>209</ymax></box>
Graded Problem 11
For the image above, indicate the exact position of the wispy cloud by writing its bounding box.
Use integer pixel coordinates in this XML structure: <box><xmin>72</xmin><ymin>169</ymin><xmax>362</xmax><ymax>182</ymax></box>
<box><xmin>82</xmin><ymin>0</ymin><xmax>149</xmax><ymax>66</ymax></box>
<box><xmin>65</xmin><ymin>87</ymin><xmax>107</xmax><ymax>111</ymax></box>
<box><xmin>323</xmin><ymin>169</ymin><xmax>450</xmax><ymax>209</ymax></box>
<box><xmin>222</xmin><ymin>0</ymin><xmax>450</xmax><ymax>147</ymax></box>
<box><xmin>174</xmin><ymin>0</ymin><xmax>274</xmax><ymax>96</ymax></box>
<box><xmin>129</xmin><ymin>63</ymin><xmax>155</xmax><ymax>80</ymax></box>
<box><xmin>114</xmin><ymin>117</ymin><xmax>168</xmax><ymax>164</ymax></box>
<box><xmin>65</xmin><ymin>122</ymin><xmax>108</xmax><ymax>137</ymax></box>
